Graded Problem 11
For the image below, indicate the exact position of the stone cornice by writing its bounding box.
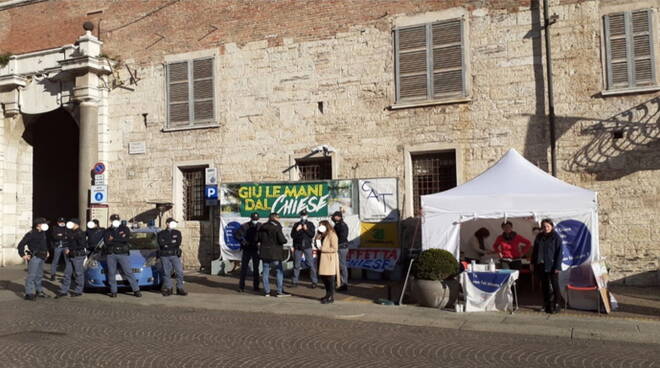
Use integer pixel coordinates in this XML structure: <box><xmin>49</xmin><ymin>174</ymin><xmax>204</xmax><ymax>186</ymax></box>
<box><xmin>0</xmin><ymin>74</ymin><xmax>27</xmax><ymax>90</ymax></box>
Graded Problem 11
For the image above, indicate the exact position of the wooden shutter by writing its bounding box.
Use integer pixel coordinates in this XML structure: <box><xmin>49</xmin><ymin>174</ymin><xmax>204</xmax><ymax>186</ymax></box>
<box><xmin>432</xmin><ymin>19</ymin><xmax>464</xmax><ymax>97</ymax></box>
<box><xmin>167</xmin><ymin>61</ymin><xmax>190</xmax><ymax>126</ymax></box>
<box><xmin>631</xmin><ymin>10</ymin><xmax>654</xmax><ymax>86</ymax></box>
<box><xmin>605</xmin><ymin>10</ymin><xmax>655</xmax><ymax>89</ymax></box>
<box><xmin>192</xmin><ymin>58</ymin><xmax>215</xmax><ymax>123</ymax></box>
<box><xmin>397</xmin><ymin>25</ymin><xmax>428</xmax><ymax>100</ymax></box>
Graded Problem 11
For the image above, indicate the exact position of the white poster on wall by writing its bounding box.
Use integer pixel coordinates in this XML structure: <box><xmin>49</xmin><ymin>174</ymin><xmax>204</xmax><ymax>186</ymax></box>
<box><xmin>358</xmin><ymin>178</ymin><xmax>399</xmax><ymax>222</ymax></box>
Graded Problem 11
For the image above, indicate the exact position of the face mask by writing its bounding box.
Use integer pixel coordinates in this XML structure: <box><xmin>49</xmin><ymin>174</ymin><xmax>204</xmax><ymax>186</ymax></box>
<box><xmin>87</xmin><ymin>221</ymin><xmax>96</xmax><ymax>229</ymax></box>
<box><xmin>112</xmin><ymin>220</ymin><xmax>121</xmax><ymax>228</ymax></box>
<box><xmin>40</xmin><ymin>224</ymin><xmax>49</xmax><ymax>232</ymax></box>
<box><xmin>58</xmin><ymin>223</ymin><xmax>65</xmax><ymax>227</ymax></box>
<box><xmin>251</xmin><ymin>220</ymin><xmax>258</xmax><ymax>225</ymax></box>
<box><xmin>168</xmin><ymin>221</ymin><xmax>178</xmax><ymax>229</ymax></box>
<box><xmin>301</xmin><ymin>216</ymin><xmax>308</xmax><ymax>221</ymax></box>
<box><xmin>318</xmin><ymin>225</ymin><xmax>327</xmax><ymax>233</ymax></box>
<box><xmin>66</xmin><ymin>222</ymin><xmax>74</xmax><ymax>229</ymax></box>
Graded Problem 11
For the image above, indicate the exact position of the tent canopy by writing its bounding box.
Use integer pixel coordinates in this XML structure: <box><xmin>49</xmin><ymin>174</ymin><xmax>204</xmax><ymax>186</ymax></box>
<box><xmin>422</xmin><ymin>149</ymin><xmax>597</xmax><ymax>217</ymax></box>
<box><xmin>421</xmin><ymin>149</ymin><xmax>599</xmax><ymax>262</ymax></box>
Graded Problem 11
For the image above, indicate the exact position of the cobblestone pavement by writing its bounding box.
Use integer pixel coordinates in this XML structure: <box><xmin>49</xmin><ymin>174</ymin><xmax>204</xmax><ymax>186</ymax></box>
<box><xmin>0</xmin><ymin>297</ymin><xmax>659</xmax><ymax>368</ymax></box>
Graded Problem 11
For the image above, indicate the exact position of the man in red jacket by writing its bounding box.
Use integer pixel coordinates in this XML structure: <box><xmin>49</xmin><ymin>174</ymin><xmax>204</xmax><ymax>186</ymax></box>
<box><xmin>492</xmin><ymin>221</ymin><xmax>531</xmax><ymax>269</ymax></box>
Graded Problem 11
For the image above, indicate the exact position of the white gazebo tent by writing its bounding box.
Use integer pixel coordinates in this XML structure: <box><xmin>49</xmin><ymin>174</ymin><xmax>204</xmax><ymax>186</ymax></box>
<box><xmin>421</xmin><ymin>148</ymin><xmax>599</xmax><ymax>266</ymax></box>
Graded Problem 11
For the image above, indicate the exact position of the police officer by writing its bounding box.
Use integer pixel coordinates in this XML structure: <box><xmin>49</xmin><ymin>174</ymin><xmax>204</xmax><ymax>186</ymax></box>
<box><xmin>332</xmin><ymin>211</ymin><xmax>349</xmax><ymax>292</ymax></box>
<box><xmin>157</xmin><ymin>218</ymin><xmax>187</xmax><ymax>296</ymax></box>
<box><xmin>291</xmin><ymin>209</ymin><xmax>318</xmax><ymax>288</ymax></box>
<box><xmin>104</xmin><ymin>214</ymin><xmax>141</xmax><ymax>298</ymax></box>
<box><xmin>55</xmin><ymin>219</ymin><xmax>86</xmax><ymax>298</ymax></box>
<box><xmin>49</xmin><ymin>216</ymin><xmax>69</xmax><ymax>280</ymax></box>
<box><xmin>85</xmin><ymin>219</ymin><xmax>105</xmax><ymax>253</ymax></box>
<box><xmin>235</xmin><ymin>212</ymin><xmax>261</xmax><ymax>292</ymax></box>
<box><xmin>18</xmin><ymin>218</ymin><xmax>50</xmax><ymax>300</ymax></box>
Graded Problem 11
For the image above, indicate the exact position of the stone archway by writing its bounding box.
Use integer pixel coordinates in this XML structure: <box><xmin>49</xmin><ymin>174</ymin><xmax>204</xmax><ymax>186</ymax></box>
<box><xmin>0</xmin><ymin>26</ymin><xmax>110</xmax><ymax>264</ymax></box>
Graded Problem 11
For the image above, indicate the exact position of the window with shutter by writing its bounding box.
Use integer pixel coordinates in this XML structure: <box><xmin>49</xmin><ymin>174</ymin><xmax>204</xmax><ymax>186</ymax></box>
<box><xmin>604</xmin><ymin>10</ymin><xmax>656</xmax><ymax>91</ymax></box>
<box><xmin>395</xmin><ymin>19</ymin><xmax>466</xmax><ymax>104</ymax></box>
<box><xmin>166</xmin><ymin>57</ymin><xmax>216</xmax><ymax>128</ymax></box>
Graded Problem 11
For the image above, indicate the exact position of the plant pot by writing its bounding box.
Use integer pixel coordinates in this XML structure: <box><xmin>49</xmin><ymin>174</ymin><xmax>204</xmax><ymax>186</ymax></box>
<box><xmin>414</xmin><ymin>278</ymin><xmax>460</xmax><ymax>309</ymax></box>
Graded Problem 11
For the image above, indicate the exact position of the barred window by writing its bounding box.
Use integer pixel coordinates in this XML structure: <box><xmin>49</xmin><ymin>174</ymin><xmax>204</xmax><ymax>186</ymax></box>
<box><xmin>603</xmin><ymin>10</ymin><xmax>656</xmax><ymax>90</ymax></box>
<box><xmin>296</xmin><ymin>157</ymin><xmax>332</xmax><ymax>180</ymax></box>
<box><xmin>412</xmin><ymin>151</ymin><xmax>457</xmax><ymax>215</ymax></box>
<box><xmin>394</xmin><ymin>19</ymin><xmax>466</xmax><ymax>103</ymax></box>
<box><xmin>166</xmin><ymin>57</ymin><xmax>216</xmax><ymax>128</ymax></box>
<box><xmin>181</xmin><ymin>167</ymin><xmax>209</xmax><ymax>221</ymax></box>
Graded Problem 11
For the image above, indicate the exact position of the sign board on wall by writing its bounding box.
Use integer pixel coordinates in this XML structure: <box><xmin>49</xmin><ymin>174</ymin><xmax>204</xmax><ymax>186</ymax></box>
<box><xmin>358</xmin><ymin>178</ymin><xmax>399</xmax><ymax>222</ymax></box>
<box><xmin>89</xmin><ymin>206</ymin><xmax>109</xmax><ymax>228</ymax></box>
<box><xmin>219</xmin><ymin>179</ymin><xmax>400</xmax><ymax>271</ymax></box>
<box><xmin>128</xmin><ymin>142</ymin><xmax>146</xmax><ymax>155</ymax></box>
<box><xmin>90</xmin><ymin>185</ymin><xmax>108</xmax><ymax>204</ymax></box>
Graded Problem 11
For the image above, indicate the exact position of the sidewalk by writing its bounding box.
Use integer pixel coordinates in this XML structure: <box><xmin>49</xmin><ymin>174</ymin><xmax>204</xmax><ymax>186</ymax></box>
<box><xmin>1</xmin><ymin>265</ymin><xmax>659</xmax><ymax>345</ymax></box>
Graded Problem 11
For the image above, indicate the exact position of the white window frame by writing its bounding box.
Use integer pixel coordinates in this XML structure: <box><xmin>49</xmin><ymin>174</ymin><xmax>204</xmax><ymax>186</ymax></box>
<box><xmin>163</xmin><ymin>51</ymin><xmax>219</xmax><ymax>131</ymax></box>
<box><xmin>392</xmin><ymin>17</ymin><xmax>471</xmax><ymax>109</ymax></box>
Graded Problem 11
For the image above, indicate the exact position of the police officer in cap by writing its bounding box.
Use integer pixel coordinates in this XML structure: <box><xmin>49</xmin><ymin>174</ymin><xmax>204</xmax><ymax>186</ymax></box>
<box><xmin>157</xmin><ymin>218</ymin><xmax>187</xmax><ymax>296</ymax></box>
<box><xmin>49</xmin><ymin>216</ymin><xmax>69</xmax><ymax>280</ymax></box>
<box><xmin>291</xmin><ymin>209</ymin><xmax>318</xmax><ymax>288</ymax></box>
<box><xmin>55</xmin><ymin>218</ymin><xmax>86</xmax><ymax>298</ymax></box>
<box><xmin>18</xmin><ymin>218</ymin><xmax>51</xmax><ymax>300</ymax></box>
<box><xmin>104</xmin><ymin>214</ymin><xmax>141</xmax><ymax>297</ymax></box>
<box><xmin>332</xmin><ymin>211</ymin><xmax>349</xmax><ymax>292</ymax></box>
<box><xmin>235</xmin><ymin>212</ymin><xmax>261</xmax><ymax>292</ymax></box>
<box><xmin>85</xmin><ymin>219</ymin><xmax>105</xmax><ymax>253</ymax></box>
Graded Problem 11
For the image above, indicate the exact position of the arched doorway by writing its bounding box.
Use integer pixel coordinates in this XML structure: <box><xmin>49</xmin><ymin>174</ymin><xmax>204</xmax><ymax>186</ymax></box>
<box><xmin>25</xmin><ymin>108</ymin><xmax>79</xmax><ymax>223</ymax></box>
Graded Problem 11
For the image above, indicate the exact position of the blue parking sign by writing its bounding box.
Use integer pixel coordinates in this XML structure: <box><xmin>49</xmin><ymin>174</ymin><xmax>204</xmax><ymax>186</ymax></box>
<box><xmin>205</xmin><ymin>185</ymin><xmax>218</xmax><ymax>199</ymax></box>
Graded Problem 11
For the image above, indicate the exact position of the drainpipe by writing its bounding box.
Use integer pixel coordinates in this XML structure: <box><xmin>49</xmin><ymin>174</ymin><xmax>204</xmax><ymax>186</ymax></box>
<box><xmin>543</xmin><ymin>0</ymin><xmax>557</xmax><ymax>177</ymax></box>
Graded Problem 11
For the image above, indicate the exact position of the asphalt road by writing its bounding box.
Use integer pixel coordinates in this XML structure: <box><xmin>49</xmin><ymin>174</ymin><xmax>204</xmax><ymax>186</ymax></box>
<box><xmin>0</xmin><ymin>296</ymin><xmax>658</xmax><ymax>368</ymax></box>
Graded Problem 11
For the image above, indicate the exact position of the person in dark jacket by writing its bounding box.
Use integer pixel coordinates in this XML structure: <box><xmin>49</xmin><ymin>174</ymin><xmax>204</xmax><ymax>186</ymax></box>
<box><xmin>104</xmin><ymin>214</ymin><xmax>141</xmax><ymax>298</ymax></box>
<box><xmin>532</xmin><ymin>218</ymin><xmax>564</xmax><ymax>314</ymax></box>
<box><xmin>332</xmin><ymin>211</ymin><xmax>349</xmax><ymax>292</ymax></box>
<box><xmin>49</xmin><ymin>216</ymin><xmax>69</xmax><ymax>280</ymax></box>
<box><xmin>157</xmin><ymin>218</ymin><xmax>187</xmax><ymax>297</ymax></box>
<box><xmin>290</xmin><ymin>209</ymin><xmax>317</xmax><ymax>288</ymax></box>
<box><xmin>55</xmin><ymin>218</ymin><xmax>86</xmax><ymax>298</ymax></box>
<box><xmin>85</xmin><ymin>219</ymin><xmax>105</xmax><ymax>252</ymax></box>
<box><xmin>235</xmin><ymin>212</ymin><xmax>261</xmax><ymax>292</ymax></box>
<box><xmin>258</xmin><ymin>212</ymin><xmax>290</xmax><ymax>297</ymax></box>
<box><xmin>18</xmin><ymin>217</ymin><xmax>50</xmax><ymax>300</ymax></box>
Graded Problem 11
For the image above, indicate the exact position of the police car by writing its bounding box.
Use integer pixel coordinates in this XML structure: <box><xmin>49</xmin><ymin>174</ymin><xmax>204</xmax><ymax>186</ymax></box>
<box><xmin>84</xmin><ymin>227</ymin><xmax>163</xmax><ymax>290</ymax></box>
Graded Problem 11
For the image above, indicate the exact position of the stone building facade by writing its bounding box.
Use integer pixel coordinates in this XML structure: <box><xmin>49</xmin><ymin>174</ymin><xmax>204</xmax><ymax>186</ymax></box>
<box><xmin>0</xmin><ymin>0</ymin><xmax>658</xmax><ymax>284</ymax></box>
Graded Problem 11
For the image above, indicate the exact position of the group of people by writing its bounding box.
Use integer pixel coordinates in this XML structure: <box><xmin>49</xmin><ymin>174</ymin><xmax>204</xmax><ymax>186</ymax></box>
<box><xmin>235</xmin><ymin>210</ymin><xmax>350</xmax><ymax>304</ymax></box>
<box><xmin>17</xmin><ymin>214</ymin><xmax>187</xmax><ymax>301</ymax></box>
<box><xmin>464</xmin><ymin>219</ymin><xmax>564</xmax><ymax>314</ymax></box>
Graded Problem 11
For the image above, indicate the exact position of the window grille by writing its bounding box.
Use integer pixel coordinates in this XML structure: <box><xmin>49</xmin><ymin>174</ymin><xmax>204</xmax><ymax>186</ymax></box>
<box><xmin>412</xmin><ymin>151</ymin><xmax>457</xmax><ymax>215</ymax></box>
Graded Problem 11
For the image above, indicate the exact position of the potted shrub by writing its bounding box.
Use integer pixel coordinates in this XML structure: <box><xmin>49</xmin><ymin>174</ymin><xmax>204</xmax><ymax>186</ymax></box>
<box><xmin>412</xmin><ymin>249</ymin><xmax>460</xmax><ymax>309</ymax></box>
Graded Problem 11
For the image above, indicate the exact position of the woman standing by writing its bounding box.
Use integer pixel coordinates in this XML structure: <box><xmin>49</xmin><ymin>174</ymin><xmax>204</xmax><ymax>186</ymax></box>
<box><xmin>532</xmin><ymin>219</ymin><xmax>564</xmax><ymax>314</ymax></box>
<box><xmin>315</xmin><ymin>220</ymin><xmax>340</xmax><ymax>304</ymax></box>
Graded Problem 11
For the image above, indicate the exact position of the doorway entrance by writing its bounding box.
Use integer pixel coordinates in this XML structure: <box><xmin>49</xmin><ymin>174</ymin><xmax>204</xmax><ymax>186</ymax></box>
<box><xmin>26</xmin><ymin>108</ymin><xmax>79</xmax><ymax>223</ymax></box>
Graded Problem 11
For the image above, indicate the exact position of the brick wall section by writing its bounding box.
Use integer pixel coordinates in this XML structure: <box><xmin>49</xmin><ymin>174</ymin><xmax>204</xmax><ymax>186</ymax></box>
<box><xmin>1</xmin><ymin>0</ymin><xmax>580</xmax><ymax>60</ymax></box>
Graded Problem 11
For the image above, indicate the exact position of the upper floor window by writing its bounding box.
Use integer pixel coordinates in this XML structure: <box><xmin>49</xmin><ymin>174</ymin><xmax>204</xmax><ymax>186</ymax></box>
<box><xmin>166</xmin><ymin>57</ymin><xmax>216</xmax><ymax>129</ymax></box>
<box><xmin>394</xmin><ymin>19</ymin><xmax>466</xmax><ymax>104</ymax></box>
<box><xmin>603</xmin><ymin>10</ymin><xmax>656</xmax><ymax>91</ymax></box>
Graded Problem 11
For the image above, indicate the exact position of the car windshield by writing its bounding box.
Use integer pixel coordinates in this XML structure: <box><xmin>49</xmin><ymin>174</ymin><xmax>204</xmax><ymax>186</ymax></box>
<box><xmin>129</xmin><ymin>232</ymin><xmax>158</xmax><ymax>250</ymax></box>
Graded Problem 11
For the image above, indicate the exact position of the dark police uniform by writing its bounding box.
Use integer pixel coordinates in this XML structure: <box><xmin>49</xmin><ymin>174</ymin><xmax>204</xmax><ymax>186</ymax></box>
<box><xmin>17</xmin><ymin>225</ymin><xmax>49</xmax><ymax>299</ymax></box>
<box><xmin>104</xmin><ymin>223</ymin><xmax>140</xmax><ymax>295</ymax></box>
<box><xmin>85</xmin><ymin>227</ymin><xmax>105</xmax><ymax>252</ymax></box>
<box><xmin>157</xmin><ymin>228</ymin><xmax>186</xmax><ymax>295</ymax></box>
<box><xmin>235</xmin><ymin>220</ymin><xmax>261</xmax><ymax>291</ymax></box>
<box><xmin>291</xmin><ymin>219</ymin><xmax>317</xmax><ymax>286</ymax></box>
<box><xmin>57</xmin><ymin>225</ymin><xmax>86</xmax><ymax>297</ymax></box>
<box><xmin>50</xmin><ymin>221</ymin><xmax>69</xmax><ymax>277</ymax></box>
